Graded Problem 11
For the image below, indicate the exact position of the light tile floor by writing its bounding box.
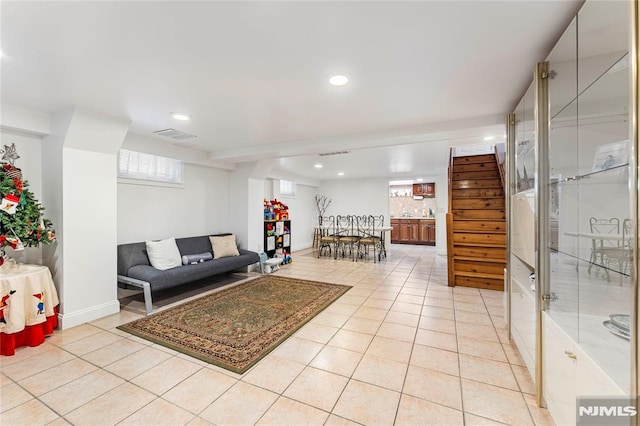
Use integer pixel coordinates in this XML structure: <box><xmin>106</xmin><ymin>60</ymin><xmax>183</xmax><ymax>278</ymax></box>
<box><xmin>0</xmin><ymin>245</ymin><xmax>555</xmax><ymax>425</ymax></box>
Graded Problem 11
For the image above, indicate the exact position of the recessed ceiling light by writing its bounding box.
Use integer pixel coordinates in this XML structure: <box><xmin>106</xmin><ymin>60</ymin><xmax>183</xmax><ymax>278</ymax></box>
<box><xmin>171</xmin><ymin>112</ymin><xmax>190</xmax><ymax>121</ymax></box>
<box><xmin>329</xmin><ymin>75</ymin><xmax>349</xmax><ymax>86</ymax></box>
<box><xmin>338</xmin><ymin>172</ymin><xmax>345</xmax><ymax>176</ymax></box>
<box><xmin>314</xmin><ymin>163</ymin><xmax>323</xmax><ymax>169</ymax></box>
<box><xmin>483</xmin><ymin>136</ymin><xmax>494</xmax><ymax>141</ymax></box>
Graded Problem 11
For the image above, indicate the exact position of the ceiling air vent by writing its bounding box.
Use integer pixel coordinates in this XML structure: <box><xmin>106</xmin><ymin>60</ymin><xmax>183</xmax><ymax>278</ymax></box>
<box><xmin>318</xmin><ymin>150</ymin><xmax>351</xmax><ymax>156</ymax></box>
<box><xmin>152</xmin><ymin>128</ymin><xmax>197</xmax><ymax>140</ymax></box>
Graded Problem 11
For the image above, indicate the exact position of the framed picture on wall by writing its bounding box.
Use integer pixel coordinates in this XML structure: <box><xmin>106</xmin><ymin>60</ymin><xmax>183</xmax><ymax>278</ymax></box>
<box><xmin>592</xmin><ymin>140</ymin><xmax>629</xmax><ymax>172</ymax></box>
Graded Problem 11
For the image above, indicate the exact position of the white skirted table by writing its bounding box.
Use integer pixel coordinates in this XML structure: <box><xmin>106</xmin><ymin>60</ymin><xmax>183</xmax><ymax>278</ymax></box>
<box><xmin>0</xmin><ymin>259</ymin><xmax>59</xmax><ymax>356</ymax></box>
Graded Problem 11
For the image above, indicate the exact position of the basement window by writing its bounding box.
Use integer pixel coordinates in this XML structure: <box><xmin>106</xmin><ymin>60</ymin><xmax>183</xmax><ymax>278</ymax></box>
<box><xmin>118</xmin><ymin>149</ymin><xmax>183</xmax><ymax>185</ymax></box>
<box><xmin>279</xmin><ymin>180</ymin><xmax>296</xmax><ymax>197</ymax></box>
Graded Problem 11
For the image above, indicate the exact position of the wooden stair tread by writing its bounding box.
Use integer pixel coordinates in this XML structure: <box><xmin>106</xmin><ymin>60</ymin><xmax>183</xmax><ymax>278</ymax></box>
<box><xmin>454</xmin><ymin>242</ymin><xmax>506</xmax><ymax>248</ymax></box>
<box><xmin>453</xmin><ymin>176</ymin><xmax>500</xmax><ymax>181</ymax></box>
<box><xmin>454</xmin><ymin>271</ymin><xmax>504</xmax><ymax>280</ymax></box>
<box><xmin>453</xmin><ymin>219</ymin><xmax>505</xmax><ymax>221</ymax></box>
<box><xmin>453</xmin><ymin>229</ymin><xmax>506</xmax><ymax>234</ymax></box>
<box><xmin>452</xmin><ymin>207</ymin><xmax>505</xmax><ymax>210</ymax></box>
<box><xmin>454</xmin><ymin>176</ymin><xmax>502</xmax><ymax>180</ymax></box>
<box><xmin>452</xmin><ymin>195</ymin><xmax>504</xmax><ymax>199</ymax></box>
<box><xmin>452</xmin><ymin>154</ymin><xmax>495</xmax><ymax>164</ymax></box>
<box><xmin>454</xmin><ymin>256</ymin><xmax>506</xmax><ymax>264</ymax></box>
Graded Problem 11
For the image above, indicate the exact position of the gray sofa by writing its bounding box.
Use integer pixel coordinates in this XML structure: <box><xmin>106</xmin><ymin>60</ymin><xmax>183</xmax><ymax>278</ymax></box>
<box><xmin>117</xmin><ymin>234</ymin><xmax>260</xmax><ymax>315</ymax></box>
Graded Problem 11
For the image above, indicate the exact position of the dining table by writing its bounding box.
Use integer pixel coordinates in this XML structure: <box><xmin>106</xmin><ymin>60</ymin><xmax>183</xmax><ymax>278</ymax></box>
<box><xmin>0</xmin><ymin>258</ymin><xmax>59</xmax><ymax>355</ymax></box>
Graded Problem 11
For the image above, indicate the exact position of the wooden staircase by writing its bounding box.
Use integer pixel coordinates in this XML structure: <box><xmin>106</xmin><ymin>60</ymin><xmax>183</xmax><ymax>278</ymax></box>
<box><xmin>446</xmin><ymin>152</ymin><xmax>506</xmax><ymax>291</ymax></box>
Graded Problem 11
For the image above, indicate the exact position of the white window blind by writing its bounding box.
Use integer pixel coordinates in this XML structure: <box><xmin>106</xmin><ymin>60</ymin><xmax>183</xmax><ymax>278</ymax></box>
<box><xmin>118</xmin><ymin>149</ymin><xmax>183</xmax><ymax>184</ymax></box>
<box><xmin>279</xmin><ymin>180</ymin><xmax>296</xmax><ymax>196</ymax></box>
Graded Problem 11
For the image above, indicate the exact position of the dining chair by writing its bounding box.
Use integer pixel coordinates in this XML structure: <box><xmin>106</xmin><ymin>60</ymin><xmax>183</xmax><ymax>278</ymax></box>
<box><xmin>356</xmin><ymin>215</ymin><xmax>384</xmax><ymax>263</ymax></box>
<box><xmin>336</xmin><ymin>215</ymin><xmax>359</xmax><ymax>261</ymax></box>
<box><xmin>317</xmin><ymin>215</ymin><xmax>337</xmax><ymax>259</ymax></box>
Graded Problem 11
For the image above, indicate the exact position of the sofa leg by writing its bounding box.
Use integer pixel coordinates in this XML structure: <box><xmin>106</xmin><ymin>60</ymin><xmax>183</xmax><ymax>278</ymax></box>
<box><xmin>117</xmin><ymin>275</ymin><xmax>154</xmax><ymax>315</ymax></box>
<box><xmin>142</xmin><ymin>282</ymin><xmax>153</xmax><ymax>315</ymax></box>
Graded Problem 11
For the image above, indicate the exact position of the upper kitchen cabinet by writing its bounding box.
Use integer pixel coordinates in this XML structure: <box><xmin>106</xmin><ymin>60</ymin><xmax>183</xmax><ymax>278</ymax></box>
<box><xmin>412</xmin><ymin>183</ymin><xmax>435</xmax><ymax>197</ymax></box>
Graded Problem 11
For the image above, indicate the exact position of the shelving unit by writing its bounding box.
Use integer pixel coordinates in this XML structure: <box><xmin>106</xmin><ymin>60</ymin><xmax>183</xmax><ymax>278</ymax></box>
<box><xmin>506</xmin><ymin>2</ymin><xmax>636</xmax><ymax>423</ymax></box>
<box><xmin>264</xmin><ymin>220</ymin><xmax>291</xmax><ymax>258</ymax></box>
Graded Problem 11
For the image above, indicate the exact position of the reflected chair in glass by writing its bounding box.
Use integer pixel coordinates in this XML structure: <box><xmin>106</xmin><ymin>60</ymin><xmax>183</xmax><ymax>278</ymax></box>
<box><xmin>336</xmin><ymin>215</ymin><xmax>360</xmax><ymax>261</ymax></box>
<box><xmin>317</xmin><ymin>215</ymin><xmax>338</xmax><ymax>259</ymax></box>
<box><xmin>604</xmin><ymin>218</ymin><xmax>634</xmax><ymax>281</ymax></box>
<box><xmin>356</xmin><ymin>215</ymin><xmax>384</xmax><ymax>263</ymax></box>
<box><xmin>588</xmin><ymin>217</ymin><xmax>621</xmax><ymax>281</ymax></box>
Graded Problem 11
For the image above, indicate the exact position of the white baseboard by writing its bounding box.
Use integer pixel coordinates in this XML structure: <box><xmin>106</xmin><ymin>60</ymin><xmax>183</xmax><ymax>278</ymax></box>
<box><xmin>57</xmin><ymin>300</ymin><xmax>121</xmax><ymax>330</ymax></box>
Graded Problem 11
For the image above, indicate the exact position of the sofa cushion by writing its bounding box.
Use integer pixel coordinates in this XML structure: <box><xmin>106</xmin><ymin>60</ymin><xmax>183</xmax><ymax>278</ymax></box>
<box><xmin>181</xmin><ymin>252</ymin><xmax>213</xmax><ymax>265</ymax></box>
<box><xmin>117</xmin><ymin>242</ymin><xmax>150</xmax><ymax>276</ymax></box>
<box><xmin>127</xmin><ymin>250</ymin><xmax>260</xmax><ymax>291</ymax></box>
<box><xmin>145</xmin><ymin>237</ymin><xmax>182</xmax><ymax>270</ymax></box>
<box><xmin>209</xmin><ymin>235</ymin><xmax>240</xmax><ymax>259</ymax></box>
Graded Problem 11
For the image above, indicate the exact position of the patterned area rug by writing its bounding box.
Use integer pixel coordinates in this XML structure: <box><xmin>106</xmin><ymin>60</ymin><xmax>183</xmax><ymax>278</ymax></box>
<box><xmin>118</xmin><ymin>275</ymin><xmax>351</xmax><ymax>374</ymax></box>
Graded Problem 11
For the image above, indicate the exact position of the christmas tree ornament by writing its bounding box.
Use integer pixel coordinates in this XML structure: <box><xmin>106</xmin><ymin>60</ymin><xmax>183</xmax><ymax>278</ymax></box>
<box><xmin>0</xmin><ymin>194</ymin><xmax>20</xmax><ymax>214</ymax></box>
<box><xmin>2</xmin><ymin>164</ymin><xmax>23</xmax><ymax>180</ymax></box>
<box><xmin>6</xmin><ymin>236</ymin><xmax>23</xmax><ymax>251</ymax></box>
<box><xmin>13</xmin><ymin>178</ymin><xmax>22</xmax><ymax>193</ymax></box>
<box><xmin>7</xmin><ymin>229</ymin><xmax>24</xmax><ymax>251</ymax></box>
<box><xmin>0</xmin><ymin>143</ymin><xmax>20</xmax><ymax>165</ymax></box>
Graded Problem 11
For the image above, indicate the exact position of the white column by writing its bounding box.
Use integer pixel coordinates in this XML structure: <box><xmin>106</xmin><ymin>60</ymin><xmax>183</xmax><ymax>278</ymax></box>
<box><xmin>43</xmin><ymin>107</ymin><xmax>130</xmax><ymax>329</ymax></box>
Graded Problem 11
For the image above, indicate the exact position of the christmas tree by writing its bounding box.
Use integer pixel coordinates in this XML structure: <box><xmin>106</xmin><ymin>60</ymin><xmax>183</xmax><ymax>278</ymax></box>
<box><xmin>0</xmin><ymin>143</ymin><xmax>55</xmax><ymax>265</ymax></box>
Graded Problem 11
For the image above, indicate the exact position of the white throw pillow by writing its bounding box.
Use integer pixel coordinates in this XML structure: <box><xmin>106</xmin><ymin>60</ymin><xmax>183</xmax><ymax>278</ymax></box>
<box><xmin>145</xmin><ymin>237</ymin><xmax>182</xmax><ymax>270</ymax></box>
<box><xmin>209</xmin><ymin>235</ymin><xmax>240</xmax><ymax>259</ymax></box>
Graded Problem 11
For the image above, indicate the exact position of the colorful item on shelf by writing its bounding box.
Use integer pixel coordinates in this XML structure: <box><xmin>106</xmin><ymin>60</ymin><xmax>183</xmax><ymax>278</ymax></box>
<box><xmin>263</xmin><ymin>198</ymin><xmax>289</xmax><ymax>221</ymax></box>
<box><xmin>266</xmin><ymin>223</ymin><xmax>274</xmax><ymax>236</ymax></box>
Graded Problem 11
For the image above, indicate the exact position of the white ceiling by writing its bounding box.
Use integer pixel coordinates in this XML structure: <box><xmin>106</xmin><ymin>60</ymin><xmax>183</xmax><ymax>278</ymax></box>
<box><xmin>1</xmin><ymin>1</ymin><xmax>582</xmax><ymax>181</ymax></box>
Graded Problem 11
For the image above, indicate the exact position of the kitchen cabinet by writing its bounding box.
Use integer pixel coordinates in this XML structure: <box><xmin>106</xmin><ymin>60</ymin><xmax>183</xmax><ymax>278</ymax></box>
<box><xmin>412</xmin><ymin>183</ymin><xmax>436</xmax><ymax>197</ymax></box>
<box><xmin>419</xmin><ymin>221</ymin><xmax>436</xmax><ymax>245</ymax></box>
<box><xmin>390</xmin><ymin>219</ymin><xmax>435</xmax><ymax>245</ymax></box>
<box><xmin>391</xmin><ymin>221</ymin><xmax>401</xmax><ymax>242</ymax></box>
<box><xmin>399</xmin><ymin>222</ymin><xmax>412</xmax><ymax>242</ymax></box>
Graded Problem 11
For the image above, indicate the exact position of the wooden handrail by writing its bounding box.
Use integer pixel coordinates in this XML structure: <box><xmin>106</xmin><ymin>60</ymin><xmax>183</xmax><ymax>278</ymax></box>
<box><xmin>446</xmin><ymin>213</ymin><xmax>455</xmax><ymax>287</ymax></box>
<box><xmin>448</xmin><ymin>148</ymin><xmax>454</xmax><ymax>213</ymax></box>
<box><xmin>495</xmin><ymin>145</ymin><xmax>506</xmax><ymax>191</ymax></box>
<box><xmin>447</xmin><ymin>148</ymin><xmax>455</xmax><ymax>286</ymax></box>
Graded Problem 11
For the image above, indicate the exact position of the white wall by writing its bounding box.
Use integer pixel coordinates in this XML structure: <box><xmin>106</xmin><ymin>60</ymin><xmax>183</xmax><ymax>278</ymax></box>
<box><xmin>117</xmin><ymin>164</ymin><xmax>230</xmax><ymax>243</ymax></box>
<box><xmin>247</xmin><ymin>178</ymin><xmax>265</xmax><ymax>253</ymax></box>
<box><xmin>228</xmin><ymin>163</ymin><xmax>252</xmax><ymax>251</ymax></box>
<box><xmin>0</xmin><ymin>130</ymin><xmax>44</xmax><ymax>264</ymax></box>
<box><xmin>319</xmin><ymin>178</ymin><xmax>390</xmax><ymax>219</ymax></box>
<box><xmin>434</xmin><ymin>172</ymin><xmax>449</xmax><ymax>256</ymax></box>
<box><xmin>62</xmin><ymin>147</ymin><xmax>119</xmax><ymax>320</ymax></box>
<box><xmin>271</xmin><ymin>181</ymin><xmax>317</xmax><ymax>251</ymax></box>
